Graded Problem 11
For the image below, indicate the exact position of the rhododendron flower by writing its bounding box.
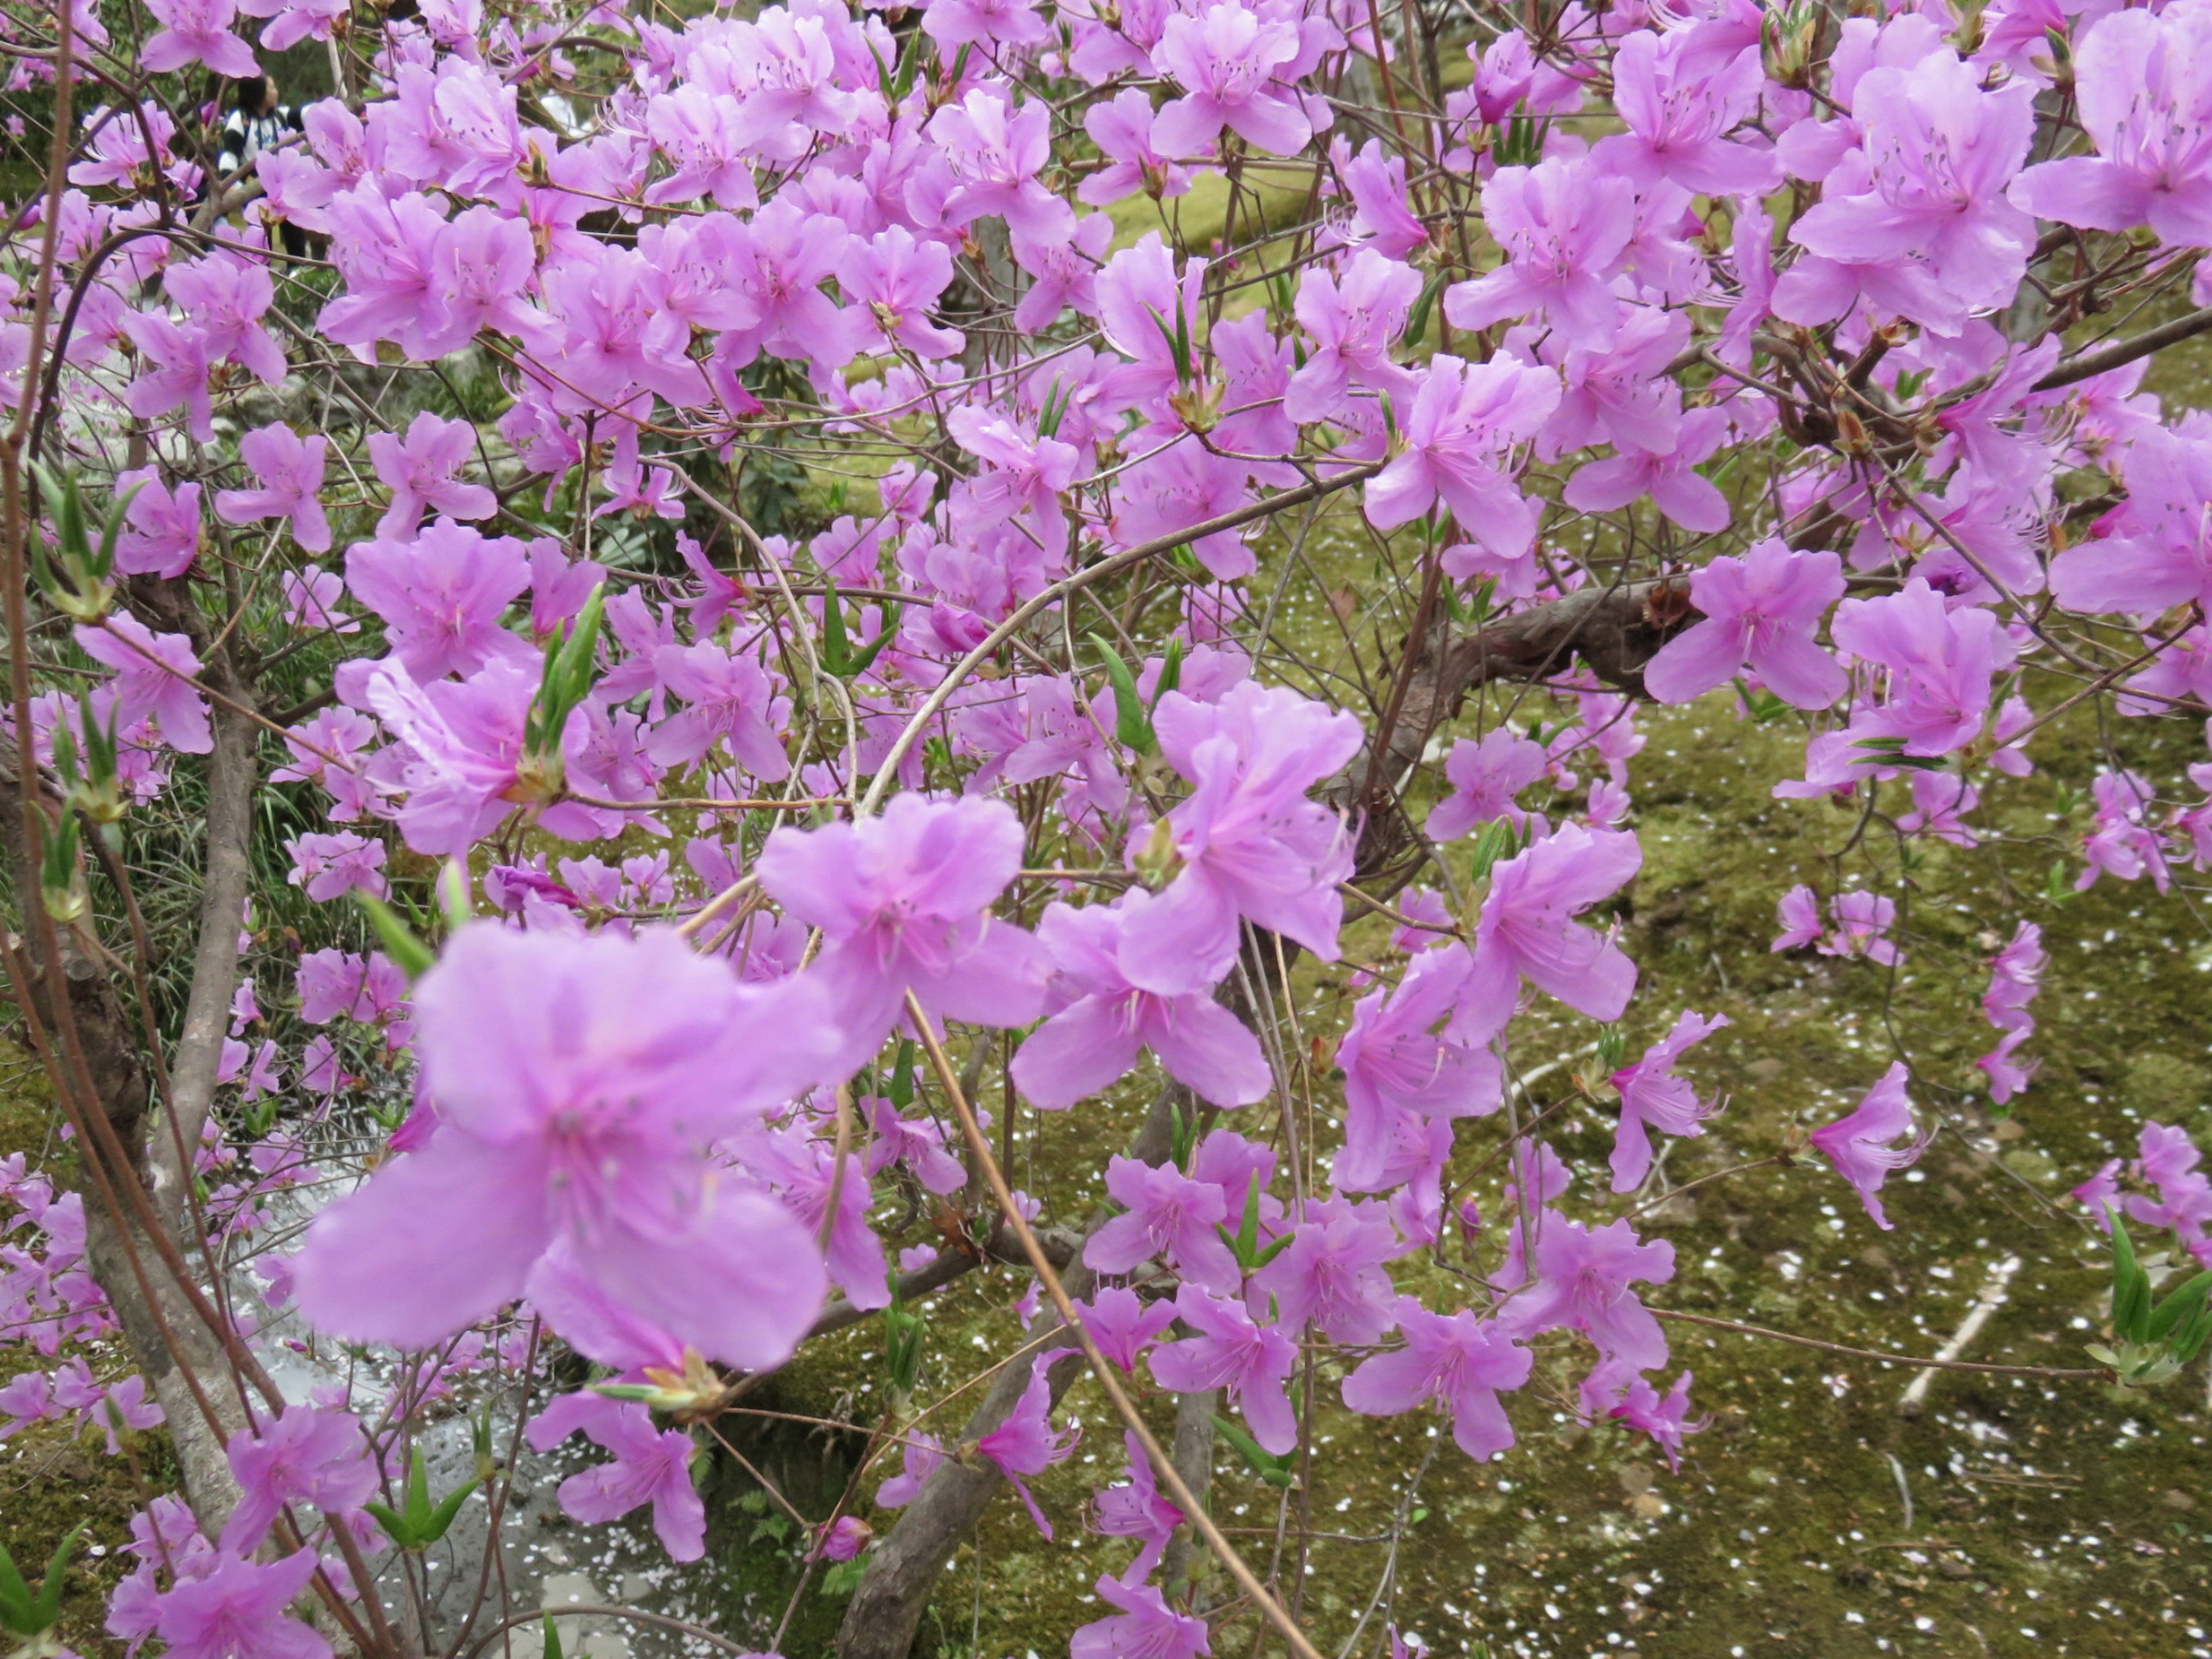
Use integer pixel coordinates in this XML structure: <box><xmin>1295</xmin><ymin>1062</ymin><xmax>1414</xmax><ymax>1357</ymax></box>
<box><xmin>150</xmin><ymin>1549</ymin><xmax>332</xmax><ymax>1659</ymax></box>
<box><xmin>1086</xmin><ymin>1154</ymin><xmax>1241</xmax><ymax>1292</ymax></box>
<box><xmin>1148</xmin><ymin>1284</ymin><xmax>1301</xmax><ymax>1455</ymax></box>
<box><xmin>292</xmin><ymin>924</ymin><xmax>839</xmax><ymax>1368</ymax></box>
<box><xmin>976</xmin><ymin>1354</ymin><xmax>1080</xmax><ymax>1537</ymax></box>
<box><xmin>1089</xmin><ymin>1429</ymin><xmax>1183</xmax><ymax>1581</ymax></box>
<box><xmin>528</xmin><ymin>1392</ymin><xmax>707</xmax><ymax>1562</ymax></box>
<box><xmin>1071</xmin><ymin>1573</ymin><xmax>1211</xmax><ymax>1659</ymax></box>
<box><xmin>1426</xmin><ymin>727</ymin><xmax>1547</xmax><ymax>842</ymax></box>
<box><xmin>1459</xmin><ymin>823</ymin><xmax>1641</xmax><ymax>1041</ymax></box>
<box><xmin>1336</xmin><ymin>945</ymin><xmax>1501</xmax><ymax>1189</ymax></box>
<box><xmin>756</xmin><ymin>793</ymin><xmax>1048</xmax><ymax>1062</ymax></box>
<box><xmin>1153</xmin><ymin>1</ymin><xmax>1313</xmax><ymax>158</ymax></box>
<box><xmin>1503</xmin><ymin>1215</ymin><xmax>1675</xmax><ymax>1371</ymax></box>
<box><xmin>143</xmin><ymin>0</ymin><xmax>258</xmax><ymax>80</ymax></box>
<box><xmin>1251</xmin><ymin>1195</ymin><xmax>1400</xmax><ymax>1344</ymax></box>
<box><xmin>221</xmin><ymin>1405</ymin><xmax>376</xmax><ymax>1554</ymax></box>
<box><xmin>77</xmin><ymin>616</ymin><xmax>212</xmax><ymax>755</ymax></box>
<box><xmin>1342</xmin><ymin>1296</ymin><xmax>1531</xmax><ymax>1460</ymax></box>
<box><xmin>215</xmin><ymin>426</ymin><xmax>331</xmax><ymax>553</ymax></box>
<box><xmin>1118</xmin><ymin>681</ymin><xmax>1362</xmax><ymax>987</ymax></box>
<box><xmin>1363</xmin><ymin>355</ymin><xmax>1560</xmax><ymax>566</ymax></box>
<box><xmin>1809</xmin><ymin>1062</ymin><xmax>1927</xmax><ymax>1230</ymax></box>
<box><xmin>1643</xmin><ymin>542</ymin><xmax>1847</xmax><ymax>710</ymax></box>
<box><xmin>1444</xmin><ymin>158</ymin><xmax>1635</xmax><ymax>350</ymax></box>
<box><xmin>1012</xmin><ymin>893</ymin><xmax>1271</xmax><ymax>1111</ymax></box>
<box><xmin>1607</xmin><ymin>1012</ymin><xmax>1729</xmax><ymax>1192</ymax></box>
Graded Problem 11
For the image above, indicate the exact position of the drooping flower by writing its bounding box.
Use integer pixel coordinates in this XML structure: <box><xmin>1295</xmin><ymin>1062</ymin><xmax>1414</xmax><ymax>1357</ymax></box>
<box><xmin>1070</xmin><ymin>1573</ymin><xmax>1211</xmax><ymax>1659</ymax></box>
<box><xmin>221</xmin><ymin>1405</ymin><xmax>377</xmax><ymax>1554</ymax></box>
<box><xmin>1607</xmin><ymin>1011</ymin><xmax>1730</xmax><ymax>1192</ymax></box>
<box><xmin>1808</xmin><ymin>1062</ymin><xmax>1928</xmax><ymax>1230</ymax></box>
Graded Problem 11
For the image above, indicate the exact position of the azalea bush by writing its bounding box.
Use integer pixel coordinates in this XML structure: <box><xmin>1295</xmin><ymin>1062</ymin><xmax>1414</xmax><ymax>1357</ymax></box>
<box><xmin>5</xmin><ymin>0</ymin><xmax>2212</xmax><ymax>1653</ymax></box>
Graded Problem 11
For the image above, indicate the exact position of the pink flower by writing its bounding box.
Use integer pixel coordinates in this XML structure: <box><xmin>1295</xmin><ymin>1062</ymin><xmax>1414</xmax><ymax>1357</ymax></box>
<box><xmin>1341</xmin><ymin>1296</ymin><xmax>1531</xmax><ymax>1460</ymax></box>
<box><xmin>2012</xmin><ymin>6</ymin><xmax>2212</xmax><ymax>248</ymax></box>
<box><xmin>368</xmin><ymin>412</ymin><xmax>496</xmax><ymax>539</ymax></box>
<box><xmin>143</xmin><ymin>0</ymin><xmax>259</xmax><ymax>79</ymax></box>
<box><xmin>150</xmin><ymin>1550</ymin><xmax>332</xmax><ymax>1659</ymax></box>
<box><xmin>285</xmin><ymin>831</ymin><xmax>388</xmax><ymax>902</ymax></box>
<box><xmin>1153</xmin><ymin>1</ymin><xmax>1314</xmax><ymax>158</ymax></box>
<box><xmin>975</xmin><ymin>1355</ymin><xmax>1079</xmax><ymax>1538</ymax></box>
<box><xmin>1831</xmin><ymin>577</ymin><xmax>2017</xmax><ymax>758</ymax></box>
<box><xmin>1089</xmin><ymin>1429</ymin><xmax>1183</xmax><ymax>1581</ymax></box>
<box><xmin>77</xmin><ymin>615</ymin><xmax>211</xmax><ymax>755</ymax></box>
<box><xmin>1081</xmin><ymin>90</ymin><xmax>1194</xmax><ymax>207</ymax></box>
<box><xmin>1459</xmin><ymin>823</ymin><xmax>1641</xmax><ymax>1041</ymax></box>
<box><xmin>221</xmin><ymin>1405</ymin><xmax>376</xmax><ymax>1554</ymax></box>
<box><xmin>1148</xmin><ymin>1284</ymin><xmax>1300</xmax><ymax>1455</ymax></box>
<box><xmin>1251</xmin><ymin>1195</ymin><xmax>1399</xmax><ymax>1344</ymax></box>
<box><xmin>1336</xmin><ymin>945</ymin><xmax>1501</xmax><ymax>1190</ymax></box>
<box><xmin>1426</xmin><ymin>726</ymin><xmax>1547</xmax><ymax>843</ymax></box>
<box><xmin>1076</xmin><ymin>1286</ymin><xmax>1177</xmax><ymax>1373</ymax></box>
<box><xmin>756</xmin><ymin>794</ymin><xmax>1049</xmax><ymax>1063</ymax></box>
<box><xmin>217</xmin><ymin>425</ymin><xmax>331</xmax><ymax>552</ymax></box>
<box><xmin>1808</xmin><ymin>1062</ymin><xmax>1928</xmax><ymax>1230</ymax></box>
<box><xmin>1071</xmin><ymin>1574</ymin><xmax>1211</xmax><ymax>1659</ymax></box>
<box><xmin>291</xmin><ymin>923</ymin><xmax>840</xmax><ymax>1368</ymax></box>
<box><xmin>1646</xmin><ymin>541</ymin><xmax>1849</xmax><ymax>709</ymax></box>
<box><xmin>1286</xmin><ymin>249</ymin><xmax>1423</xmax><ymax>425</ymax></box>
<box><xmin>1363</xmin><ymin>355</ymin><xmax>1560</xmax><ymax>570</ymax></box>
<box><xmin>1771</xmin><ymin>884</ymin><xmax>1823</xmax><ymax>952</ymax></box>
<box><xmin>1086</xmin><ymin>1155</ymin><xmax>1241</xmax><ymax>1292</ymax></box>
<box><xmin>1594</xmin><ymin>29</ymin><xmax>1781</xmax><ymax>198</ymax></box>
<box><xmin>1012</xmin><ymin>893</ymin><xmax>1271</xmax><ymax>1112</ymax></box>
<box><xmin>1607</xmin><ymin>1011</ymin><xmax>1729</xmax><ymax>1192</ymax></box>
<box><xmin>529</xmin><ymin>1392</ymin><xmax>706</xmax><ymax>1562</ymax></box>
<box><xmin>344</xmin><ymin>520</ymin><xmax>533</xmax><ymax>683</ymax></box>
<box><xmin>1502</xmin><ymin>1215</ymin><xmax>1675</xmax><ymax>1371</ymax></box>
<box><xmin>1444</xmin><ymin>157</ymin><xmax>1635</xmax><ymax>350</ymax></box>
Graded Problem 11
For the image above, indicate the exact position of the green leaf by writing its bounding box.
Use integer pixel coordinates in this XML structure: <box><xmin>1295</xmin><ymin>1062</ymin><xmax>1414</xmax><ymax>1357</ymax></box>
<box><xmin>1090</xmin><ymin>634</ymin><xmax>1153</xmax><ymax>754</ymax></box>
<box><xmin>2108</xmin><ymin>1207</ymin><xmax>2153</xmax><ymax>1344</ymax></box>
<box><xmin>2148</xmin><ymin>1268</ymin><xmax>2212</xmax><ymax>1343</ymax></box>
<box><xmin>420</xmin><ymin>1476</ymin><xmax>478</xmax><ymax>1545</ymax></box>
<box><xmin>543</xmin><ymin>1612</ymin><xmax>566</xmax><ymax>1659</ymax></box>
<box><xmin>363</xmin><ymin>1501</ymin><xmax>416</xmax><ymax>1551</ymax></box>
<box><xmin>1210</xmin><ymin>1412</ymin><xmax>1296</xmax><ymax>1488</ymax></box>
<box><xmin>355</xmin><ymin>892</ymin><xmax>435</xmax><ymax>981</ymax></box>
<box><xmin>32</xmin><ymin>1525</ymin><xmax>84</xmax><ymax>1630</ymax></box>
<box><xmin>1403</xmin><ymin>270</ymin><xmax>1447</xmax><ymax>349</ymax></box>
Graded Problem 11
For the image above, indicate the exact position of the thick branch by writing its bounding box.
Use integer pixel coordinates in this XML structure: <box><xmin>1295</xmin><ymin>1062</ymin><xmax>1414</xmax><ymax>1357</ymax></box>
<box><xmin>2032</xmin><ymin>305</ymin><xmax>2212</xmax><ymax>392</ymax></box>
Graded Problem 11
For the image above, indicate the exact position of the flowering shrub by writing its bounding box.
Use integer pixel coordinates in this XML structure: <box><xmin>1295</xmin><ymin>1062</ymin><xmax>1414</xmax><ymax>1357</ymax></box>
<box><xmin>3</xmin><ymin>0</ymin><xmax>2212</xmax><ymax>1653</ymax></box>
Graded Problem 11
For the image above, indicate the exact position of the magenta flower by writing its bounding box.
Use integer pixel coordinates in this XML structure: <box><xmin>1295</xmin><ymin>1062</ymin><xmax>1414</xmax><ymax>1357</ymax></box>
<box><xmin>1459</xmin><ymin>823</ymin><xmax>1641</xmax><ymax>1042</ymax></box>
<box><xmin>142</xmin><ymin>0</ymin><xmax>259</xmax><ymax>83</ymax></box>
<box><xmin>1012</xmin><ymin>894</ymin><xmax>1271</xmax><ymax>1112</ymax></box>
<box><xmin>1363</xmin><ymin>355</ymin><xmax>1560</xmax><ymax>570</ymax></box>
<box><xmin>1147</xmin><ymin>1284</ymin><xmax>1300</xmax><ymax>1455</ymax></box>
<box><xmin>840</xmin><ymin>226</ymin><xmax>964</xmax><ymax>361</ymax></box>
<box><xmin>975</xmin><ymin>1355</ymin><xmax>1079</xmax><ymax>1538</ymax></box>
<box><xmin>1341</xmin><ymin>1296</ymin><xmax>1531</xmax><ymax>1460</ymax></box>
<box><xmin>1770</xmin><ymin>884</ymin><xmax>1821</xmax><ymax>952</ymax></box>
<box><xmin>112</xmin><ymin>470</ymin><xmax>203</xmax><ymax>580</ymax></box>
<box><xmin>1792</xmin><ymin>53</ymin><xmax>2036</xmax><ymax>318</ymax></box>
<box><xmin>1426</xmin><ymin>726</ymin><xmax>1547</xmax><ymax>843</ymax></box>
<box><xmin>1336</xmin><ymin>945</ymin><xmax>1502</xmax><ymax>1190</ymax></box>
<box><xmin>2012</xmin><ymin>7</ymin><xmax>2212</xmax><ymax>248</ymax></box>
<box><xmin>1981</xmin><ymin>921</ymin><xmax>2045</xmax><ymax>1034</ymax></box>
<box><xmin>1563</xmin><ymin>404</ymin><xmax>1732</xmax><ymax>533</ymax></box>
<box><xmin>368</xmin><ymin>411</ymin><xmax>497</xmax><ymax>539</ymax></box>
<box><xmin>1285</xmin><ymin>249</ymin><xmax>1423</xmax><ymax>425</ymax></box>
<box><xmin>529</xmin><ymin>1393</ymin><xmax>707</xmax><ymax>1562</ymax></box>
<box><xmin>1643</xmin><ymin>541</ymin><xmax>1847</xmax><ymax>711</ymax></box>
<box><xmin>756</xmin><ymin>794</ymin><xmax>1048</xmax><ymax>1062</ymax></box>
<box><xmin>291</xmin><ymin>923</ymin><xmax>840</xmax><ymax>1369</ymax></box>
<box><xmin>875</xmin><ymin>1431</ymin><xmax>945</xmax><ymax>1509</ymax></box>
<box><xmin>1153</xmin><ymin>1</ymin><xmax>1313</xmax><ymax>159</ymax></box>
<box><xmin>151</xmin><ymin>1550</ymin><xmax>331</xmax><ymax>1659</ymax></box>
<box><xmin>217</xmin><ymin>425</ymin><xmax>329</xmax><ymax>555</ymax></box>
<box><xmin>1251</xmin><ymin>1195</ymin><xmax>1400</xmax><ymax>1344</ymax></box>
<box><xmin>1444</xmin><ymin>157</ymin><xmax>1635</xmax><ymax>350</ymax></box>
<box><xmin>1089</xmin><ymin>1429</ymin><xmax>1183</xmax><ymax>1582</ymax></box>
<box><xmin>77</xmin><ymin>615</ymin><xmax>211</xmax><ymax>755</ymax></box>
<box><xmin>1822</xmin><ymin>889</ymin><xmax>1901</xmax><ymax>965</ymax></box>
<box><xmin>946</xmin><ymin>405</ymin><xmax>1080</xmax><ymax>547</ymax></box>
<box><xmin>923</xmin><ymin>0</ymin><xmax>1048</xmax><ymax>49</ymax></box>
<box><xmin>1077</xmin><ymin>1286</ymin><xmax>1177</xmax><ymax>1373</ymax></box>
<box><xmin>1081</xmin><ymin>89</ymin><xmax>1194</xmax><ymax>206</ymax></box>
<box><xmin>280</xmin><ymin>567</ymin><xmax>355</xmax><ymax>635</ymax></box>
<box><xmin>1086</xmin><ymin>1154</ymin><xmax>1241</xmax><ymax>1291</ymax></box>
<box><xmin>928</xmin><ymin>90</ymin><xmax>1074</xmax><ymax>248</ymax></box>
<box><xmin>1582</xmin><ymin>1360</ymin><xmax>1705</xmax><ymax>1472</ymax></box>
<box><xmin>221</xmin><ymin>1405</ymin><xmax>376</xmax><ymax>1554</ymax></box>
<box><xmin>345</xmin><ymin>520</ymin><xmax>533</xmax><ymax>683</ymax></box>
<box><xmin>1071</xmin><ymin>1574</ymin><xmax>1211</xmax><ymax>1659</ymax></box>
<box><xmin>1831</xmin><ymin>578</ymin><xmax>2017</xmax><ymax>758</ymax></box>
<box><xmin>1607</xmin><ymin>1011</ymin><xmax>1729</xmax><ymax>1192</ymax></box>
<box><xmin>1808</xmin><ymin>1062</ymin><xmax>1928</xmax><ymax>1230</ymax></box>
<box><xmin>647</xmin><ymin>641</ymin><xmax>791</xmax><ymax>779</ymax></box>
<box><xmin>1594</xmin><ymin>29</ymin><xmax>1781</xmax><ymax>198</ymax></box>
<box><xmin>1502</xmin><ymin>1215</ymin><xmax>1675</xmax><ymax>1372</ymax></box>
<box><xmin>1095</xmin><ymin>233</ymin><xmax>1209</xmax><ymax>412</ymax></box>
<box><xmin>1119</xmin><ymin>680</ymin><xmax>1363</xmax><ymax>987</ymax></box>
<box><xmin>2050</xmin><ymin>427</ymin><xmax>2212</xmax><ymax>616</ymax></box>
<box><xmin>285</xmin><ymin>831</ymin><xmax>388</xmax><ymax>903</ymax></box>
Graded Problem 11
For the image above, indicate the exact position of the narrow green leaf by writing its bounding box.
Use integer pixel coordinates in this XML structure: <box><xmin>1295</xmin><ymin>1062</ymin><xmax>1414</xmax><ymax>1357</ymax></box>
<box><xmin>421</xmin><ymin>1477</ymin><xmax>479</xmax><ymax>1544</ymax></box>
<box><xmin>363</xmin><ymin>1501</ymin><xmax>416</xmax><ymax>1551</ymax></box>
<box><xmin>1089</xmin><ymin>634</ymin><xmax>1152</xmax><ymax>753</ymax></box>
<box><xmin>33</xmin><ymin>1525</ymin><xmax>85</xmax><ymax>1627</ymax></box>
<box><xmin>1210</xmin><ymin>1412</ymin><xmax>1295</xmax><ymax>1488</ymax></box>
<box><xmin>355</xmin><ymin>893</ymin><xmax>435</xmax><ymax>981</ymax></box>
<box><xmin>2147</xmin><ymin>1268</ymin><xmax>2212</xmax><ymax>1343</ymax></box>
